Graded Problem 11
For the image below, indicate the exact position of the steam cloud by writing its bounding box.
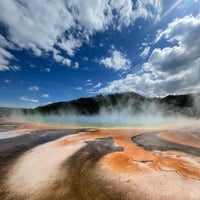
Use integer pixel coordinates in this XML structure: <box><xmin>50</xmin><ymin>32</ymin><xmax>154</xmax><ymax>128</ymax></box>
<box><xmin>7</xmin><ymin>95</ymin><xmax>200</xmax><ymax>127</ymax></box>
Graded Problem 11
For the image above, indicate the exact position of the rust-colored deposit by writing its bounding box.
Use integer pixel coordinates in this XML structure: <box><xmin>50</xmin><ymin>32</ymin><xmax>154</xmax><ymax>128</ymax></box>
<box><xmin>54</xmin><ymin>127</ymin><xmax>200</xmax><ymax>180</ymax></box>
<box><xmin>100</xmin><ymin>128</ymin><xmax>200</xmax><ymax>180</ymax></box>
<box><xmin>56</xmin><ymin>130</ymin><xmax>108</xmax><ymax>147</ymax></box>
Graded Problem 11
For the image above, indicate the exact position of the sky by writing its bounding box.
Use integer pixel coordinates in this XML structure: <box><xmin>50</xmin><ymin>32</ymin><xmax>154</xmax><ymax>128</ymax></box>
<box><xmin>0</xmin><ymin>0</ymin><xmax>200</xmax><ymax>108</ymax></box>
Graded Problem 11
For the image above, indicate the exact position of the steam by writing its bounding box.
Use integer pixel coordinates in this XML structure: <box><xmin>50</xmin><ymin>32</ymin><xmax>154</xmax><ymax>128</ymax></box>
<box><xmin>192</xmin><ymin>94</ymin><xmax>200</xmax><ymax>116</ymax></box>
<box><xmin>9</xmin><ymin>105</ymin><xmax>191</xmax><ymax>127</ymax></box>
<box><xmin>4</xmin><ymin>93</ymin><xmax>200</xmax><ymax>127</ymax></box>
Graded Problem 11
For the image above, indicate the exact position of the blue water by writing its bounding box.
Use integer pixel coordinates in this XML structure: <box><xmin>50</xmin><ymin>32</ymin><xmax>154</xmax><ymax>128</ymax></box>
<box><xmin>24</xmin><ymin>113</ymin><xmax>187</xmax><ymax>127</ymax></box>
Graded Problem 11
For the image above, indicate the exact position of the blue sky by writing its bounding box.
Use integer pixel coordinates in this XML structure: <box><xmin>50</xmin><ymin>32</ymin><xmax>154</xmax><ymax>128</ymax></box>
<box><xmin>0</xmin><ymin>0</ymin><xmax>200</xmax><ymax>108</ymax></box>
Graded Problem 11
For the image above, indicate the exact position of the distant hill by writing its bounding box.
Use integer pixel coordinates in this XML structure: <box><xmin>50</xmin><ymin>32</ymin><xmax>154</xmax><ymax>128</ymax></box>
<box><xmin>34</xmin><ymin>92</ymin><xmax>145</xmax><ymax>115</ymax></box>
<box><xmin>1</xmin><ymin>92</ymin><xmax>200</xmax><ymax>118</ymax></box>
<box><xmin>153</xmin><ymin>94</ymin><xmax>200</xmax><ymax>117</ymax></box>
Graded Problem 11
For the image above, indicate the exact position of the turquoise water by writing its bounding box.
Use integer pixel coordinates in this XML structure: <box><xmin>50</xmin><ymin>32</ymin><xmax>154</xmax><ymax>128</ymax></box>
<box><xmin>24</xmin><ymin>113</ymin><xmax>188</xmax><ymax>127</ymax></box>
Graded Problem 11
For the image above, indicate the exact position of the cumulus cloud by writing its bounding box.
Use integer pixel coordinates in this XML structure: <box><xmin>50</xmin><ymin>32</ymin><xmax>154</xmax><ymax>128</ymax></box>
<box><xmin>0</xmin><ymin>1</ymin><xmax>74</xmax><ymax>52</ymax></box>
<box><xmin>62</xmin><ymin>58</ymin><xmax>71</xmax><ymax>67</ymax></box>
<box><xmin>20</xmin><ymin>96</ymin><xmax>38</xmax><ymax>103</ymax></box>
<box><xmin>100</xmin><ymin>48</ymin><xmax>131</xmax><ymax>71</ymax></box>
<box><xmin>57</xmin><ymin>35</ymin><xmax>82</xmax><ymax>57</ymax></box>
<box><xmin>99</xmin><ymin>13</ymin><xmax>200</xmax><ymax>97</ymax></box>
<box><xmin>151</xmin><ymin>14</ymin><xmax>200</xmax><ymax>74</ymax></box>
<box><xmin>29</xmin><ymin>86</ymin><xmax>39</xmax><ymax>91</ymax></box>
<box><xmin>0</xmin><ymin>0</ymin><xmax>163</xmax><ymax>68</ymax></box>
<box><xmin>52</xmin><ymin>49</ymin><xmax>71</xmax><ymax>66</ymax></box>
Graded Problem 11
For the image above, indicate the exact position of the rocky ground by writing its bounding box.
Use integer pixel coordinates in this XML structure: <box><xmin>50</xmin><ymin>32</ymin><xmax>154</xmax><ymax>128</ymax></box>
<box><xmin>0</xmin><ymin>119</ymin><xmax>200</xmax><ymax>199</ymax></box>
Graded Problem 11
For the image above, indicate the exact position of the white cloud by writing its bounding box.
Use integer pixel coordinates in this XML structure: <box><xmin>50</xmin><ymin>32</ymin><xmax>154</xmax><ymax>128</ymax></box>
<box><xmin>0</xmin><ymin>0</ymin><xmax>163</xmax><ymax>67</ymax></box>
<box><xmin>0</xmin><ymin>65</ymin><xmax>9</xmax><ymax>71</ymax></box>
<box><xmin>20</xmin><ymin>96</ymin><xmax>38</xmax><ymax>103</ymax></box>
<box><xmin>53</xmin><ymin>53</ymin><xmax>63</xmax><ymax>62</ymax></box>
<box><xmin>0</xmin><ymin>1</ymin><xmax>74</xmax><ymax>52</ymax></box>
<box><xmin>29</xmin><ymin>86</ymin><xmax>39</xmax><ymax>91</ymax></box>
<box><xmin>99</xmin><ymin>68</ymin><xmax>200</xmax><ymax>97</ymax></box>
<box><xmin>73</xmin><ymin>62</ymin><xmax>79</xmax><ymax>69</ymax></box>
<box><xmin>0</xmin><ymin>46</ymin><xmax>17</xmax><ymax>71</ymax></box>
<box><xmin>62</xmin><ymin>58</ymin><xmax>71</xmax><ymax>67</ymax></box>
<box><xmin>150</xmin><ymin>14</ymin><xmax>200</xmax><ymax>75</ymax></box>
<box><xmin>67</xmin><ymin>0</ymin><xmax>112</xmax><ymax>31</ymax></box>
<box><xmin>94</xmin><ymin>82</ymin><xmax>102</xmax><ymax>88</ymax></box>
<box><xmin>110</xmin><ymin>0</ymin><xmax>162</xmax><ymax>30</ymax></box>
<box><xmin>53</xmin><ymin>50</ymin><xmax>71</xmax><ymax>66</ymax></box>
<box><xmin>133</xmin><ymin>0</ymin><xmax>163</xmax><ymax>22</ymax></box>
<box><xmin>100</xmin><ymin>48</ymin><xmax>131</xmax><ymax>71</ymax></box>
<box><xmin>42</xmin><ymin>94</ymin><xmax>49</xmax><ymax>98</ymax></box>
<box><xmin>110</xmin><ymin>0</ymin><xmax>134</xmax><ymax>29</ymax></box>
<box><xmin>0</xmin><ymin>34</ymin><xmax>12</xmax><ymax>48</ymax></box>
<box><xmin>99</xmin><ymin>14</ymin><xmax>200</xmax><ymax>97</ymax></box>
<box><xmin>57</xmin><ymin>35</ymin><xmax>82</xmax><ymax>57</ymax></box>
<box><xmin>0</xmin><ymin>36</ymin><xmax>20</xmax><ymax>71</ymax></box>
<box><xmin>0</xmin><ymin>47</ymin><xmax>14</xmax><ymax>60</ymax></box>
<box><xmin>140</xmin><ymin>46</ymin><xmax>150</xmax><ymax>58</ymax></box>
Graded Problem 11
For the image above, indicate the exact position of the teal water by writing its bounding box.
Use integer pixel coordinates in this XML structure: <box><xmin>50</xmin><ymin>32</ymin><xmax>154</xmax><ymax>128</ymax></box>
<box><xmin>24</xmin><ymin>113</ymin><xmax>188</xmax><ymax>127</ymax></box>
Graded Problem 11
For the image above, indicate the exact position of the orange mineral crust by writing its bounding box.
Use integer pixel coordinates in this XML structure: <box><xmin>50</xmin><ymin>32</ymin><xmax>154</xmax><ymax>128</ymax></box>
<box><xmin>100</xmin><ymin>128</ymin><xmax>200</xmax><ymax>181</ymax></box>
<box><xmin>56</xmin><ymin>130</ymin><xmax>108</xmax><ymax>147</ymax></box>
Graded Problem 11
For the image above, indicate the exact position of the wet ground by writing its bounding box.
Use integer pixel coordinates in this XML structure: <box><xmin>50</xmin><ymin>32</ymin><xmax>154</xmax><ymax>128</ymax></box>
<box><xmin>0</xmin><ymin>119</ymin><xmax>200</xmax><ymax>199</ymax></box>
